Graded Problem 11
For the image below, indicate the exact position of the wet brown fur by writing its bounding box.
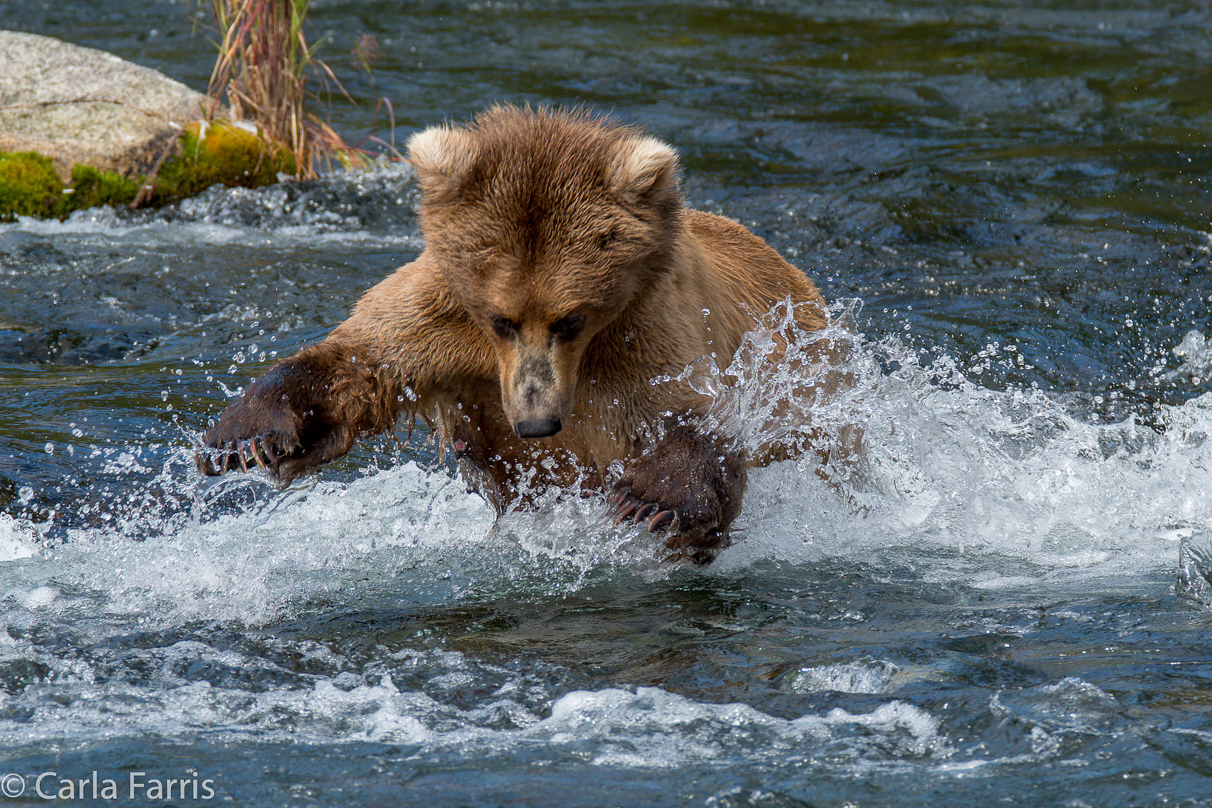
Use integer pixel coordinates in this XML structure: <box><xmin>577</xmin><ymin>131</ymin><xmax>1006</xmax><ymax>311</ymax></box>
<box><xmin>198</xmin><ymin>106</ymin><xmax>832</xmax><ymax>561</ymax></box>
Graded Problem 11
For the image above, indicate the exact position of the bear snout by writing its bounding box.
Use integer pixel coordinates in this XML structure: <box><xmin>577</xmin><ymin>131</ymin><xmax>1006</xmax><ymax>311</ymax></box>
<box><xmin>513</xmin><ymin>417</ymin><xmax>563</xmax><ymax>439</ymax></box>
<box><xmin>503</xmin><ymin>345</ymin><xmax>570</xmax><ymax>438</ymax></box>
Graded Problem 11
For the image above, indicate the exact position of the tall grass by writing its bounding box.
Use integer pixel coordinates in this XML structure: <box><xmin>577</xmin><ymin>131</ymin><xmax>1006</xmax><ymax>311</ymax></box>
<box><xmin>205</xmin><ymin>0</ymin><xmax>360</xmax><ymax>178</ymax></box>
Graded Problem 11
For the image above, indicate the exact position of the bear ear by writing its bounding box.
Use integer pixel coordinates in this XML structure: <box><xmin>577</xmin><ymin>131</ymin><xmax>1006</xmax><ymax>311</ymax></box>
<box><xmin>407</xmin><ymin>125</ymin><xmax>478</xmax><ymax>196</ymax></box>
<box><xmin>610</xmin><ymin>136</ymin><xmax>679</xmax><ymax>201</ymax></box>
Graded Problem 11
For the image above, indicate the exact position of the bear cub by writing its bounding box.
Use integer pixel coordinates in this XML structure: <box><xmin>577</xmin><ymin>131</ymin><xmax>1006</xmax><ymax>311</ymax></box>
<box><xmin>198</xmin><ymin>106</ymin><xmax>831</xmax><ymax>563</ymax></box>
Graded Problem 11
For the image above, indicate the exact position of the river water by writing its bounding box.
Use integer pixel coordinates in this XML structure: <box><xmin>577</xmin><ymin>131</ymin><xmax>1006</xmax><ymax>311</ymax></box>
<box><xmin>2</xmin><ymin>1</ymin><xmax>1211</xmax><ymax>805</ymax></box>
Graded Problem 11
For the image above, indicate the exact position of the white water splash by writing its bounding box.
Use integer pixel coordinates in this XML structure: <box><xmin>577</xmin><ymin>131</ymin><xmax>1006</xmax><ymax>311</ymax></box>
<box><xmin>704</xmin><ymin>317</ymin><xmax>1212</xmax><ymax>588</ymax></box>
<box><xmin>0</xmin><ymin>515</ymin><xmax>36</xmax><ymax>562</ymax></box>
<box><xmin>0</xmin><ymin>638</ymin><xmax>950</xmax><ymax>771</ymax></box>
<box><xmin>2</xmin><ymin>320</ymin><xmax>1209</xmax><ymax>627</ymax></box>
<box><xmin>1163</xmin><ymin>329</ymin><xmax>1212</xmax><ymax>383</ymax></box>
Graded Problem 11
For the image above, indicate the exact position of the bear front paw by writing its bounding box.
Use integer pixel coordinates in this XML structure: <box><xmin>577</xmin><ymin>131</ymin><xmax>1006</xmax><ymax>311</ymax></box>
<box><xmin>195</xmin><ymin>357</ymin><xmax>350</xmax><ymax>485</ymax></box>
<box><xmin>607</xmin><ymin>425</ymin><xmax>747</xmax><ymax>564</ymax></box>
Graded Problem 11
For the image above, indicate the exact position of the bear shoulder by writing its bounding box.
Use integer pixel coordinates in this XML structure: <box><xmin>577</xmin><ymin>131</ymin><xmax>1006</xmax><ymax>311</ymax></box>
<box><xmin>678</xmin><ymin>208</ymin><xmax>827</xmax><ymax>333</ymax></box>
<box><xmin>330</xmin><ymin>252</ymin><xmax>497</xmax><ymax>393</ymax></box>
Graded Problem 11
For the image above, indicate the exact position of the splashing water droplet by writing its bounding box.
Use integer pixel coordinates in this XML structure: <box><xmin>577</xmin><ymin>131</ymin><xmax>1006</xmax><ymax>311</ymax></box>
<box><xmin>1178</xmin><ymin>531</ymin><xmax>1212</xmax><ymax>607</ymax></box>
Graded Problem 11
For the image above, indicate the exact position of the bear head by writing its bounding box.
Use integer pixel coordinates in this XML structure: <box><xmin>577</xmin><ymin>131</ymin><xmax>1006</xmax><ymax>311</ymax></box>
<box><xmin>407</xmin><ymin>106</ymin><xmax>683</xmax><ymax>439</ymax></box>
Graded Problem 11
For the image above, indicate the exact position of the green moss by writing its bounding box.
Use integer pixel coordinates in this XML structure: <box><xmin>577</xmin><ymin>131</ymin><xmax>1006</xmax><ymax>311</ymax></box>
<box><xmin>154</xmin><ymin>121</ymin><xmax>297</xmax><ymax>200</ymax></box>
<box><xmin>64</xmin><ymin>164</ymin><xmax>141</xmax><ymax>212</ymax></box>
<box><xmin>0</xmin><ymin>121</ymin><xmax>297</xmax><ymax>221</ymax></box>
<box><xmin>1</xmin><ymin>153</ymin><xmax>143</xmax><ymax>221</ymax></box>
<box><xmin>0</xmin><ymin>151</ymin><xmax>63</xmax><ymax>221</ymax></box>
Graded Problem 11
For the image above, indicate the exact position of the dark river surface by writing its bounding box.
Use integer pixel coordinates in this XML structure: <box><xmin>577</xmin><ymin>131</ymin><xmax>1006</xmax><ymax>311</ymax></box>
<box><xmin>2</xmin><ymin>1</ymin><xmax>1212</xmax><ymax>805</ymax></box>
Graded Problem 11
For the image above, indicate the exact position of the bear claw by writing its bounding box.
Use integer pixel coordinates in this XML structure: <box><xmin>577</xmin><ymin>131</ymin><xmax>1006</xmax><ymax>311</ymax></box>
<box><xmin>199</xmin><ymin>435</ymin><xmax>289</xmax><ymax>477</ymax></box>
<box><xmin>632</xmin><ymin>502</ymin><xmax>658</xmax><ymax>524</ymax></box>
<box><xmin>648</xmin><ymin>509</ymin><xmax>678</xmax><ymax>532</ymax></box>
<box><xmin>245</xmin><ymin>440</ymin><xmax>270</xmax><ymax>472</ymax></box>
<box><xmin>608</xmin><ymin>490</ymin><xmax>684</xmax><ymax>536</ymax></box>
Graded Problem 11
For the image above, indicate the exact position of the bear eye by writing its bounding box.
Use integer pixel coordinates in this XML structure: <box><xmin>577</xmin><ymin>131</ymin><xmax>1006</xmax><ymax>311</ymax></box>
<box><xmin>490</xmin><ymin>315</ymin><xmax>518</xmax><ymax>339</ymax></box>
<box><xmin>596</xmin><ymin>229</ymin><xmax>619</xmax><ymax>250</ymax></box>
<box><xmin>550</xmin><ymin>313</ymin><xmax>586</xmax><ymax>342</ymax></box>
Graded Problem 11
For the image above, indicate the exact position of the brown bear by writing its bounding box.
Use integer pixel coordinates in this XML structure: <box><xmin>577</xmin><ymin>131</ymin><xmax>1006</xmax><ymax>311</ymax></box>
<box><xmin>197</xmin><ymin>106</ymin><xmax>834</xmax><ymax>563</ymax></box>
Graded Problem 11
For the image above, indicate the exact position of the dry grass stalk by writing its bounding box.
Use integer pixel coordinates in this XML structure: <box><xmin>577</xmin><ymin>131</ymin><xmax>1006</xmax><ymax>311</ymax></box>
<box><xmin>206</xmin><ymin>0</ymin><xmax>364</xmax><ymax>178</ymax></box>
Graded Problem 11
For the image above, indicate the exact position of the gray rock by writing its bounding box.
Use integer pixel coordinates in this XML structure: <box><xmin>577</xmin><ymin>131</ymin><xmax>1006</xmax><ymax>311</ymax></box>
<box><xmin>0</xmin><ymin>30</ymin><xmax>210</xmax><ymax>180</ymax></box>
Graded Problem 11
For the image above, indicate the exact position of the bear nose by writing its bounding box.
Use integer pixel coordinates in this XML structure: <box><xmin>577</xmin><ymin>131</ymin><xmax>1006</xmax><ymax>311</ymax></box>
<box><xmin>514</xmin><ymin>417</ymin><xmax>562</xmax><ymax>438</ymax></box>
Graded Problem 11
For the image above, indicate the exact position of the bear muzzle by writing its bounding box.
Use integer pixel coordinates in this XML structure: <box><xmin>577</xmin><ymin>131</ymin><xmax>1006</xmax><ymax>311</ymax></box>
<box><xmin>503</xmin><ymin>346</ymin><xmax>571</xmax><ymax>438</ymax></box>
